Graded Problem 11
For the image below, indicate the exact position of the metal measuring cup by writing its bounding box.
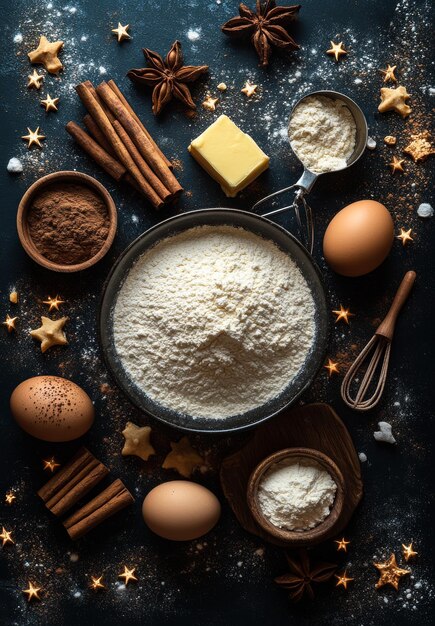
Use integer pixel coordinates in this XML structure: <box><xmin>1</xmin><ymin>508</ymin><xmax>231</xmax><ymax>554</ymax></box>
<box><xmin>253</xmin><ymin>90</ymin><xmax>369</xmax><ymax>254</ymax></box>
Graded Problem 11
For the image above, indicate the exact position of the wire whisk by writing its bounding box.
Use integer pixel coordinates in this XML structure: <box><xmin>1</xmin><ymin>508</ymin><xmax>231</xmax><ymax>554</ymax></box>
<box><xmin>341</xmin><ymin>271</ymin><xmax>416</xmax><ymax>411</ymax></box>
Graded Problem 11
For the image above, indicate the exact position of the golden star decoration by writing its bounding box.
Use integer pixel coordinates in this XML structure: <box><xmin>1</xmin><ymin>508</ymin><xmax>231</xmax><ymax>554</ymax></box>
<box><xmin>241</xmin><ymin>81</ymin><xmax>258</xmax><ymax>97</ymax></box>
<box><xmin>43</xmin><ymin>295</ymin><xmax>65</xmax><ymax>311</ymax></box>
<box><xmin>28</xmin><ymin>35</ymin><xmax>64</xmax><ymax>74</ymax></box>
<box><xmin>118</xmin><ymin>566</ymin><xmax>137</xmax><ymax>586</ymax></box>
<box><xmin>378</xmin><ymin>85</ymin><xmax>411</xmax><ymax>118</ymax></box>
<box><xmin>90</xmin><ymin>575</ymin><xmax>105</xmax><ymax>590</ymax></box>
<box><xmin>324</xmin><ymin>358</ymin><xmax>340</xmax><ymax>377</ymax></box>
<box><xmin>43</xmin><ymin>457</ymin><xmax>60</xmax><ymax>473</ymax></box>
<box><xmin>3</xmin><ymin>315</ymin><xmax>18</xmax><ymax>333</ymax></box>
<box><xmin>335</xmin><ymin>570</ymin><xmax>353</xmax><ymax>589</ymax></box>
<box><xmin>335</xmin><ymin>537</ymin><xmax>351</xmax><ymax>552</ymax></box>
<box><xmin>27</xmin><ymin>69</ymin><xmax>44</xmax><ymax>90</ymax></box>
<box><xmin>30</xmin><ymin>316</ymin><xmax>68</xmax><ymax>353</ymax></box>
<box><xmin>402</xmin><ymin>543</ymin><xmax>418</xmax><ymax>562</ymax></box>
<box><xmin>121</xmin><ymin>421</ymin><xmax>155</xmax><ymax>462</ymax></box>
<box><xmin>112</xmin><ymin>22</ymin><xmax>131</xmax><ymax>43</ymax></box>
<box><xmin>23</xmin><ymin>581</ymin><xmax>42</xmax><ymax>602</ymax></box>
<box><xmin>22</xmin><ymin>127</ymin><xmax>46</xmax><ymax>149</ymax></box>
<box><xmin>0</xmin><ymin>527</ymin><xmax>14</xmax><ymax>546</ymax></box>
<box><xmin>396</xmin><ymin>228</ymin><xmax>413</xmax><ymax>246</ymax></box>
<box><xmin>5</xmin><ymin>491</ymin><xmax>16</xmax><ymax>505</ymax></box>
<box><xmin>374</xmin><ymin>553</ymin><xmax>410</xmax><ymax>590</ymax></box>
<box><xmin>326</xmin><ymin>40</ymin><xmax>347</xmax><ymax>62</ymax></box>
<box><xmin>390</xmin><ymin>156</ymin><xmax>405</xmax><ymax>173</ymax></box>
<box><xmin>41</xmin><ymin>94</ymin><xmax>59</xmax><ymax>112</ymax></box>
<box><xmin>332</xmin><ymin>305</ymin><xmax>354</xmax><ymax>325</ymax></box>
<box><xmin>202</xmin><ymin>96</ymin><xmax>219</xmax><ymax>111</ymax></box>
<box><xmin>380</xmin><ymin>64</ymin><xmax>397</xmax><ymax>82</ymax></box>
<box><xmin>162</xmin><ymin>436</ymin><xmax>204</xmax><ymax>478</ymax></box>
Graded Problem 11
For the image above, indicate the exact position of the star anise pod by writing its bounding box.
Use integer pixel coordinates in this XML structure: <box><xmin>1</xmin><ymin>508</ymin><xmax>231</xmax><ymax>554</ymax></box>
<box><xmin>127</xmin><ymin>41</ymin><xmax>208</xmax><ymax>115</ymax></box>
<box><xmin>274</xmin><ymin>550</ymin><xmax>337</xmax><ymax>602</ymax></box>
<box><xmin>222</xmin><ymin>1</ymin><xmax>301</xmax><ymax>67</ymax></box>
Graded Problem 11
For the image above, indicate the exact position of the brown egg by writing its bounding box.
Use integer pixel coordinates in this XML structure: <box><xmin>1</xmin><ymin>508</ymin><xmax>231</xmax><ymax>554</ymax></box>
<box><xmin>10</xmin><ymin>376</ymin><xmax>94</xmax><ymax>442</ymax></box>
<box><xmin>142</xmin><ymin>480</ymin><xmax>221</xmax><ymax>541</ymax></box>
<box><xmin>323</xmin><ymin>200</ymin><xmax>394</xmax><ymax>277</ymax></box>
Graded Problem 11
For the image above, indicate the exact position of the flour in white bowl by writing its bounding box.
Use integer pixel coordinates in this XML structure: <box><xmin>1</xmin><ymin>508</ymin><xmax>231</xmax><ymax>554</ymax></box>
<box><xmin>113</xmin><ymin>225</ymin><xmax>315</xmax><ymax>419</ymax></box>
<box><xmin>289</xmin><ymin>95</ymin><xmax>357</xmax><ymax>173</ymax></box>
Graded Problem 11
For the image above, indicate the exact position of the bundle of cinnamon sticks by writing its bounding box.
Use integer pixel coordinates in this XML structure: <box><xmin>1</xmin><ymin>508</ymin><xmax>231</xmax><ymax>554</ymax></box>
<box><xmin>66</xmin><ymin>79</ymin><xmax>182</xmax><ymax>209</ymax></box>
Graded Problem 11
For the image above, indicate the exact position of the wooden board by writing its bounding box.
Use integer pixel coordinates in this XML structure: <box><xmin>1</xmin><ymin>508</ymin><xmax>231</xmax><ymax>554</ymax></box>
<box><xmin>220</xmin><ymin>403</ymin><xmax>363</xmax><ymax>547</ymax></box>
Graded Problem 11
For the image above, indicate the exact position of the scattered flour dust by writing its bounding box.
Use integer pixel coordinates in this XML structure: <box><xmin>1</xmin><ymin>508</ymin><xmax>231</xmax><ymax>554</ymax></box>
<box><xmin>258</xmin><ymin>458</ymin><xmax>337</xmax><ymax>531</ymax></box>
<box><xmin>288</xmin><ymin>95</ymin><xmax>357</xmax><ymax>173</ymax></box>
<box><xmin>113</xmin><ymin>225</ymin><xmax>315</xmax><ymax>419</ymax></box>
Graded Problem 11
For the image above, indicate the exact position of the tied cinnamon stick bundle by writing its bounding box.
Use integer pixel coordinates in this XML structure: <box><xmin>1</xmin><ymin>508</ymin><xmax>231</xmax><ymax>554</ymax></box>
<box><xmin>37</xmin><ymin>448</ymin><xmax>109</xmax><ymax>517</ymax></box>
<box><xmin>63</xmin><ymin>478</ymin><xmax>134</xmax><ymax>540</ymax></box>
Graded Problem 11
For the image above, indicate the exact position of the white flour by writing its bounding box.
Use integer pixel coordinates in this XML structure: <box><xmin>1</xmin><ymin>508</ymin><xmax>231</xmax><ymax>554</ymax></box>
<box><xmin>288</xmin><ymin>95</ymin><xmax>356</xmax><ymax>173</ymax></box>
<box><xmin>258</xmin><ymin>458</ymin><xmax>337</xmax><ymax>531</ymax></box>
<box><xmin>113</xmin><ymin>225</ymin><xmax>315</xmax><ymax>419</ymax></box>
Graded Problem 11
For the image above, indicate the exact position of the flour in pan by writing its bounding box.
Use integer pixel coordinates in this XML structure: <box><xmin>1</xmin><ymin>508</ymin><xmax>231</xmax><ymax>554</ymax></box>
<box><xmin>113</xmin><ymin>225</ymin><xmax>315</xmax><ymax>419</ymax></box>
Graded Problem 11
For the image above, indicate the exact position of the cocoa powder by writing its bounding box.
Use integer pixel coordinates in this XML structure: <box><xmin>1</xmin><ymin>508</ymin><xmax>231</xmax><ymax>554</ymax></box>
<box><xmin>27</xmin><ymin>183</ymin><xmax>110</xmax><ymax>265</ymax></box>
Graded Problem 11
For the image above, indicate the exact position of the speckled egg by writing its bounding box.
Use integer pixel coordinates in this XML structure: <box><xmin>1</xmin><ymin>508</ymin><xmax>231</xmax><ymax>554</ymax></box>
<box><xmin>10</xmin><ymin>376</ymin><xmax>94</xmax><ymax>442</ymax></box>
<box><xmin>323</xmin><ymin>200</ymin><xmax>394</xmax><ymax>277</ymax></box>
<box><xmin>142</xmin><ymin>480</ymin><xmax>221</xmax><ymax>541</ymax></box>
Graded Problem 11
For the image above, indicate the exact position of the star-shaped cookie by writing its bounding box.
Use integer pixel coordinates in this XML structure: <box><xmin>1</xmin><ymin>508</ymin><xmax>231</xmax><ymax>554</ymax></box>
<box><xmin>121</xmin><ymin>421</ymin><xmax>155</xmax><ymax>462</ymax></box>
<box><xmin>378</xmin><ymin>85</ymin><xmax>411</xmax><ymax>118</ymax></box>
<box><xmin>374</xmin><ymin>554</ymin><xmax>410</xmax><ymax>590</ymax></box>
<box><xmin>30</xmin><ymin>316</ymin><xmax>68</xmax><ymax>352</ymax></box>
<box><xmin>162</xmin><ymin>436</ymin><xmax>204</xmax><ymax>478</ymax></box>
<box><xmin>403</xmin><ymin>131</ymin><xmax>434</xmax><ymax>162</ymax></box>
<box><xmin>28</xmin><ymin>36</ymin><xmax>64</xmax><ymax>74</ymax></box>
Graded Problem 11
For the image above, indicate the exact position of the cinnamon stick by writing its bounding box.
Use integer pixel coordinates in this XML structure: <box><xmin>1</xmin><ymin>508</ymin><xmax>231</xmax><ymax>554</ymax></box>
<box><xmin>112</xmin><ymin>119</ymin><xmax>171</xmax><ymax>205</ymax></box>
<box><xmin>96</xmin><ymin>82</ymin><xmax>183</xmax><ymax>197</ymax></box>
<box><xmin>83</xmin><ymin>80</ymin><xmax>115</xmax><ymax>122</ymax></box>
<box><xmin>107</xmin><ymin>79</ymin><xmax>172</xmax><ymax>169</ymax></box>
<box><xmin>63</xmin><ymin>479</ymin><xmax>134</xmax><ymax>540</ymax></box>
<box><xmin>66</xmin><ymin>121</ymin><xmax>126</xmax><ymax>182</ymax></box>
<box><xmin>38</xmin><ymin>448</ymin><xmax>109</xmax><ymax>517</ymax></box>
<box><xmin>83</xmin><ymin>114</ymin><xmax>116</xmax><ymax>156</ymax></box>
<box><xmin>75</xmin><ymin>82</ymin><xmax>162</xmax><ymax>206</ymax></box>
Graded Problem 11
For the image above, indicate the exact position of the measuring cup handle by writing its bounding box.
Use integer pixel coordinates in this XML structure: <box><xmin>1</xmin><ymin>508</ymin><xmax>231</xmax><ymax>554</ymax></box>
<box><xmin>294</xmin><ymin>169</ymin><xmax>318</xmax><ymax>194</ymax></box>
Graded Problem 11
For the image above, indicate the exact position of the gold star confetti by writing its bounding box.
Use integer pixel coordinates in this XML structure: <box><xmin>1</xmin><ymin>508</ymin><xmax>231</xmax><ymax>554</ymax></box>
<box><xmin>30</xmin><ymin>316</ymin><xmax>68</xmax><ymax>353</ymax></box>
<box><xmin>43</xmin><ymin>295</ymin><xmax>65</xmax><ymax>311</ymax></box>
<box><xmin>217</xmin><ymin>82</ymin><xmax>227</xmax><ymax>91</ymax></box>
<box><xmin>27</xmin><ymin>69</ymin><xmax>44</xmax><ymax>90</ymax></box>
<box><xmin>326</xmin><ymin>40</ymin><xmax>347</xmax><ymax>62</ymax></box>
<box><xmin>374</xmin><ymin>554</ymin><xmax>410</xmax><ymax>590</ymax></box>
<box><xmin>380</xmin><ymin>64</ymin><xmax>397</xmax><ymax>82</ymax></box>
<box><xmin>332</xmin><ymin>305</ymin><xmax>354</xmax><ymax>325</ymax></box>
<box><xmin>202</xmin><ymin>95</ymin><xmax>219</xmax><ymax>111</ymax></box>
<box><xmin>118</xmin><ymin>566</ymin><xmax>137</xmax><ymax>586</ymax></box>
<box><xmin>90</xmin><ymin>575</ymin><xmax>105</xmax><ymax>590</ymax></box>
<box><xmin>5</xmin><ymin>491</ymin><xmax>16</xmax><ymax>505</ymax></box>
<box><xmin>3</xmin><ymin>315</ymin><xmax>18</xmax><ymax>333</ymax></box>
<box><xmin>23</xmin><ymin>581</ymin><xmax>42</xmax><ymax>602</ymax></box>
<box><xmin>162</xmin><ymin>436</ymin><xmax>204</xmax><ymax>478</ymax></box>
<box><xmin>41</xmin><ymin>94</ymin><xmax>59</xmax><ymax>112</ymax></box>
<box><xmin>378</xmin><ymin>85</ymin><xmax>411</xmax><ymax>118</ymax></box>
<box><xmin>396</xmin><ymin>228</ymin><xmax>413</xmax><ymax>246</ymax></box>
<box><xmin>28</xmin><ymin>36</ymin><xmax>64</xmax><ymax>74</ymax></box>
<box><xmin>324</xmin><ymin>358</ymin><xmax>340</xmax><ymax>377</ymax></box>
<box><xmin>0</xmin><ymin>527</ymin><xmax>14</xmax><ymax>546</ymax></box>
<box><xmin>21</xmin><ymin>127</ymin><xmax>45</xmax><ymax>149</ymax></box>
<box><xmin>43</xmin><ymin>457</ymin><xmax>60</xmax><ymax>473</ymax></box>
<box><xmin>241</xmin><ymin>81</ymin><xmax>258</xmax><ymax>97</ymax></box>
<box><xmin>390</xmin><ymin>156</ymin><xmax>405</xmax><ymax>173</ymax></box>
<box><xmin>122</xmin><ymin>422</ymin><xmax>155</xmax><ymax>462</ymax></box>
<box><xmin>112</xmin><ymin>23</ymin><xmax>131</xmax><ymax>43</ymax></box>
<box><xmin>402</xmin><ymin>543</ymin><xmax>418</xmax><ymax>562</ymax></box>
<box><xmin>335</xmin><ymin>537</ymin><xmax>351</xmax><ymax>552</ymax></box>
<box><xmin>335</xmin><ymin>570</ymin><xmax>353</xmax><ymax>589</ymax></box>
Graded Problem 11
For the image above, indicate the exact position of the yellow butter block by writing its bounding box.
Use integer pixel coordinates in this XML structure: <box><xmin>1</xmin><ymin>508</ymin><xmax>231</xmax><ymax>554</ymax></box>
<box><xmin>188</xmin><ymin>115</ymin><xmax>270</xmax><ymax>197</ymax></box>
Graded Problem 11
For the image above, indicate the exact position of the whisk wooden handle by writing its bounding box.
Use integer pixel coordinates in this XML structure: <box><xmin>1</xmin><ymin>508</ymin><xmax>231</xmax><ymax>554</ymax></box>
<box><xmin>376</xmin><ymin>271</ymin><xmax>416</xmax><ymax>340</ymax></box>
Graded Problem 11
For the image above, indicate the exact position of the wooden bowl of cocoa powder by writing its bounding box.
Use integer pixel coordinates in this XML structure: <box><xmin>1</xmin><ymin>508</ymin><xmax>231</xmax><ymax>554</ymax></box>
<box><xmin>17</xmin><ymin>171</ymin><xmax>117</xmax><ymax>272</ymax></box>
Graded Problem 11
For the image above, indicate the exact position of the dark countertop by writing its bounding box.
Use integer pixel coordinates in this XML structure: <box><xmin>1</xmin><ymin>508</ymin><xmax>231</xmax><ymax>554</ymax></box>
<box><xmin>0</xmin><ymin>1</ymin><xmax>434</xmax><ymax>624</ymax></box>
